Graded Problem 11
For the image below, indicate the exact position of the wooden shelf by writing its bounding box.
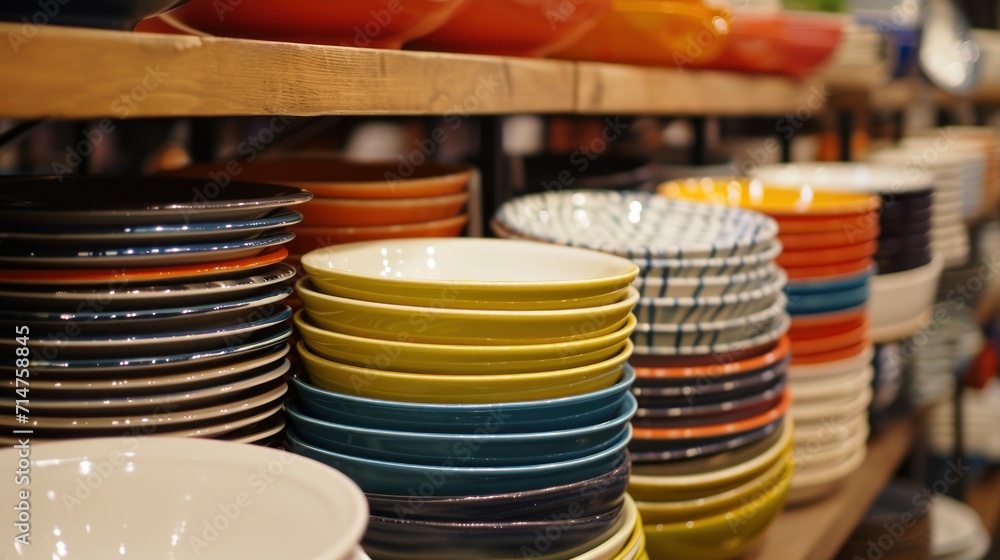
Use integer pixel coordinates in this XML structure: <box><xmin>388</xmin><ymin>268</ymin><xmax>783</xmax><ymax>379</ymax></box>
<box><xmin>827</xmin><ymin>76</ymin><xmax>921</xmax><ymax>112</ymax></box>
<box><xmin>967</xmin><ymin>469</ymin><xmax>1000</xmax><ymax>535</ymax></box>
<box><xmin>747</xmin><ymin>417</ymin><xmax>918</xmax><ymax>560</ymax></box>
<box><xmin>0</xmin><ymin>23</ymin><xmax>823</xmax><ymax>119</ymax></box>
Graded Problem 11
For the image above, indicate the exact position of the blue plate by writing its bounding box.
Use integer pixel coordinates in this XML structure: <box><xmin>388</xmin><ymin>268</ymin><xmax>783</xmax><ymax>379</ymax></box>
<box><xmin>0</xmin><ymin>210</ymin><xmax>303</xmax><ymax>245</ymax></box>
<box><xmin>787</xmin><ymin>284</ymin><xmax>869</xmax><ymax>316</ymax></box>
<box><xmin>291</xmin><ymin>365</ymin><xmax>635</xmax><ymax>434</ymax></box>
<box><xmin>0</xmin><ymin>232</ymin><xmax>295</xmax><ymax>268</ymax></box>
<box><xmin>0</xmin><ymin>324</ymin><xmax>292</xmax><ymax>372</ymax></box>
<box><xmin>286</xmin><ymin>425</ymin><xmax>631</xmax><ymax>496</ymax></box>
<box><xmin>629</xmin><ymin>418</ymin><xmax>782</xmax><ymax>463</ymax></box>
<box><xmin>786</xmin><ymin>267</ymin><xmax>873</xmax><ymax>295</ymax></box>
<box><xmin>286</xmin><ymin>395</ymin><xmax>636</xmax><ymax>467</ymax></box>
<box><xmin>0</xmin><ymin>287</ymin><xmax>292</xmax><ymax>335</ymax></box>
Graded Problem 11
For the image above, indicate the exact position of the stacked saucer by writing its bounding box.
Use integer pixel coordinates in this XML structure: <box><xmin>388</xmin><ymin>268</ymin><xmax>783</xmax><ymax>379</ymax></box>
<box><xmin>494</xmin><ymin>190</ymin><xmax>792</xmax><ymax>559</ymax></box>
<box><xmin>0</xmin><ymin>175</ymin><xmax>307</xmax><ymax>444</ymax></box>
<box><xmin>290</xmin><ymin>238</ymin><xmax>645</xmax><ymax>559</ymax></box>
<box><xmin>905</xmin><ymin>126</ymin><xmax>1000</xmax><ymax>217</ymax></box>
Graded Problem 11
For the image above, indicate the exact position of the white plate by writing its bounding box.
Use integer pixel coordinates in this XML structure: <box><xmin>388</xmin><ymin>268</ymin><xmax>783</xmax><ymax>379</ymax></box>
<box><xmin>633</xmin><ymin>263</ymin><xmax>776</xmax><ymax>299</ymax></box>
<box><xmin>0</xmin><ymin>437</ymin><xmax>367</xmax><ymax>560</ymax></box>
<box><xmin>223</xmin><ymin>412</ymin><xmax>286</xmax><ymax>444</ymax></box>
<box><xmin>0</xmin><ymin>262</ymin><xmax>297</xmax><ymax>310</ymax></box>
<box><xmin>789</xmin><ymin>444</ymin><xmax>866</xmax><ymax>494</ymax></box>
<box><xmin>494</xmin><ymin>190</ymin><xmax>779</xmax><ymax>259</ymax></box>
<box><xmin>790</xmin><ymin>365</ymin><xmax>874</xmax><ymax>402</ymax></box>
<box><xmin>931</xmin><ymin>494</ymin><xmax>990</xmax><ymax>557</ymax></box>
<box><xmin>634</xmin><ymin>271</ymin><xmax>786</xmax><ymax>324</ymax></box>
<box><xmin>791</xmin><ymin>386</ymin><xmax>873</xmax><ymax>423</ymax></box>
<box><xmin>869</xmin><ymin>256</ymin><xmax>943</xmax><ymax>334</ymax></box>
<box><xmin>631</xmin><ymin>296</ymin><xmax>787</xmax><ymax>349</ymax></box>
<box><xmin>753</xmin><ymin>162</ymin><xmax>935</xmax><ymax>194</ymax></box>
<box><xmin>789</xmin><ymin>345</ymin><xmax>875</xmax><ymax>378</ymax></box>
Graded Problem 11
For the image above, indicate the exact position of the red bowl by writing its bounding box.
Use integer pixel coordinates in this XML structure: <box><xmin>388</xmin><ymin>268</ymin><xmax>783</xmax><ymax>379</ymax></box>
<box><xmin>704</xmin><ymin>12</ymin><xmax>842</xmax><ymax>77</ymax></box>
<box><xmin>140</xmin><ymin>0</ymin><xmax>467</xmax><ymax>48</ymax></box>
<box><xmin>410</xmin><ymin>0</ymin><xmax>612</xmax><ymax>57</ymax></box>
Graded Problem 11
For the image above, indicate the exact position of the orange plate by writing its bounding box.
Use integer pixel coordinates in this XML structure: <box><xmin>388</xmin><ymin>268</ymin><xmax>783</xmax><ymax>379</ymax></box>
<box><xmin>783</xmin><ymin>257</ymin><xmax>873</xmax><ymax>281</ymax></box>
<box><xmin>297</xmin><ymin>192</ymin><xmax>469</xmax><ymax>228</ymax></box>
<box><xmin>139</xmin><ymin>0</ymin><xmax>467</xmax><ymax>48</ymax></box>
<box><xmin>0</xmin><ymin>247</ymin><xmax>289</xmax><ymax>285</ymax></box>
<box><xmin>165</xmin><ymin>158</ymin><xmax>473</xmax><ymax>200</ymax></box>
<box><xmin>631</xmin><ymin>388</ymin><xmax>791</xmax><ymax>440</ymax></box>
<box><xmin>789</xmin><ymin>314</ymin><xmax>867</xmax><ymax>340</ymax></box>
<box><xmin>412</xmin><ymin>0</ymin><xmax>611</xmax><ymax>57</ymax></box>
<box><xmin>788</xmin><ymin>305</ymin><xmax>867</xmax><ymax>329</ymax></box>
<box><xmin>779</xmin><ymin>226</ymin><xmax>879</xmax><ymax>250</ymax></box>
<box><xmin>776</xmin><ymin>241</ymin><xmax>878</xmax><ymax>268</ymax></box>
<box><xmin>552</xmin><ymin>0</ymin><xmax>729</xmax><ymax>67</ymax></box>
<box><xmin>632</xmin><ymin>336</ymin><xmax>789</xmax><ymax>379</ymax></box>
<box><xmin>287</xmin><ymin>215</ymin><xmax>467</xmax><ymax>251</ymax></box>
<box><xmin>789</xmin><ymin>319</ymin><xmax>869</xmax><ymax>356</ymax></box>
<box><xmin>703</xmin><ymin>12</ymin><xmax>842</xmax><ymax>77</ymax></box>
<box><xmin>790</xmin><ymin>339</ymin><xmax>871</xmax><ymax>366</ymax></box>
<box><xmin>775</xmin><ymin>211</ymin><xmax>879</xmax><ymax>234</ymax></box>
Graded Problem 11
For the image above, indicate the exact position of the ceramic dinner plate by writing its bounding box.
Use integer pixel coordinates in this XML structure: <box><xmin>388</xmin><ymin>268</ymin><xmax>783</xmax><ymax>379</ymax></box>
<box><xmin>494</xmin><ymin>190</ymin><xmax>779</xmax><ymax>259</ymax></box>
<box><xmin>0</xmin><ymin>232</ymin><xmax>294</xmax><ymax>268</ymax></box>
<box><xmin>0</xmin><ymin>175</ymin><xmax>313</xmax><ymax>225</ymax></box>
<box><xmin>629</xmin><ymin>419</ymin><xmax>782</xmax><ymax>463</ymax></box>
<box><xmin>0</xmin><ymin>262</ymin><xmax>297</xmax><ymax>310</ymax></box>
<box><xmin>0</xmin><ymin>247</ymin><xmax>289</xmax><ymax>285</ymax></box>
<box><xmin>0</xmin><ymin>210</ymin><xmax>303</xmax><ymax>245</ymax></box>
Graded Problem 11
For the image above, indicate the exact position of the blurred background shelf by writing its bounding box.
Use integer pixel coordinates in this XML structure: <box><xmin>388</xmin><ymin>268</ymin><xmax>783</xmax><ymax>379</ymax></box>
<box><xmin>967</xmin><ymin>469</ymin><xmax>1000</xmax><ymax>535</ymax></box>
<box><xmin>0</xmin><ymin>23</ymin><xmax>824</xmax><ymax>119</ymax></box>
<box><xmin>746</xmin><ymin>417</ymin><xmax>918</xmax><ymax>560</ymax></box>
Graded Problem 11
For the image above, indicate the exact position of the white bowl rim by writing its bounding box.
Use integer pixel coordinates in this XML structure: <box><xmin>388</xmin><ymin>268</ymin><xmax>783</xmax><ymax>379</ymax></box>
<box><xmin>753</xmin><ymin>162</ymin><xmax>935</xmax><ymax>194</ymax></box>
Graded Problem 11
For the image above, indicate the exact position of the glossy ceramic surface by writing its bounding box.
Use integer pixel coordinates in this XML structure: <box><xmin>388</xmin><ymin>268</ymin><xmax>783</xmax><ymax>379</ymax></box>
<box><xmin>869</xmin><ymin>255</ymin><xmax>943</xmax><ymax>333</ymax></box>
<box><xmin>631</xmin><ymin>389</ymin><xmax>790</xmax><ymax>440</ymax></box>
<box><xmin>752</xmin><ymin>163</ymin><xmax>935</xmax><ymax>195</ymax></box>
<box><xmin>631</xmin><ymin>336</ymin><xmax>789</xmax><ymax>379</ymax></box>
<box><xmin>774</xmin><ymin>211</ymin><xmax>879</xmax><ymax>234</ymax></box>
<box><xmin>631</xmin><ymin>297</ymin><xmax>787</xmax><ymax>353</ymax></box>
<box><xmin>632</xmin><ymin>269</ymin><xmax>786</xmax><ymax>324</ymax></box>
<box><xmin>634</xmin><ymin>264</ymin><xmax>775</xmax><ymax>299</ymax></box>
<box><xmin>777</xmin><ymin>241</ymin><xmax>877</xmax><ymax>269</ymax></box>
<box><xmin>786</xmin><ymin>284</ymin><xmax>870</xmax><ymax>316</ymax></box>
<box><xmin>783</xmin><ymin>256</ymin><xmax>874</xmax><ymax>281</ymax></box>
<box><xmin>301</xmin><ymin>238</ymin><xmax>639</xmax><ymax>309</ymax></box>
<box><xmin>495</xmin><ymin>190</ymin><xmax>779</xmax><ymax>260</ymax></box>
<box><xmin>299</xmin><ymin>279</ymin><xmax>638</xmax><ymax>345</ymax></box>
<box><xmin>631</xmin><ymin>314</ymin><xmax>790</xmax><ymax>358</ymax></box>
<box><xmin>705</xmin><ymin>12</ymin><xmax>842</xmax><ymax>76</ymax></box>
<box><xmin>629</xmin><ymin>241</ymin><xmax>783</xmax><ymax>280</ymax></box>
<box><xmin>0</xmin><ymin>438</ymin><xmax>367</xmax><ymax>559</ymax></box>
<box><xmin>291</xmin><ymin>367</ymin><xmax>634</xmax><ymax>434</ymax></box>
<box><xmin>287</xmin><ymin>215</ymin><xmax>468</xmax><ymax>249</ymax></box>
<box><xmin>296</xmin><ymin>339</ymin><xmax>630</xmax><ymax>404</ymax></box>
<box><xmin>296</xmin><ymin>192</ymin><xmax>468</xmax><ymax>227</ymax></box>
<box><xmin>658</xmin><ymin>177</ymin><xmax>880</xmax><ymax>216</ymax></box>
<box><xmin>629</xmin><ymin>419</ymin><xmax>782</xmax><ymax>464</ymax></box>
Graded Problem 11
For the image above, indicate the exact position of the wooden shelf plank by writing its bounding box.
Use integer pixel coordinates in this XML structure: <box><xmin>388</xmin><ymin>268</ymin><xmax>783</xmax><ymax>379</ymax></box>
<box><xmin>746</xmin><ymin>417</ymin><xmax>917</xmax><ymax>560</ymax></box>
<box><xmin>575</xmin><ymin>63</ymin><xmax>824</xmax><ymax>116</ymax></box>
<box><xmin>0</xmin><ymin>23</ymin><xmax>824</xmax><ymax>119</ymax></box>
<box><xmin>0</xmin><ymin>24</ymin><xmax>576</xmax><ymax>118</ymax></box>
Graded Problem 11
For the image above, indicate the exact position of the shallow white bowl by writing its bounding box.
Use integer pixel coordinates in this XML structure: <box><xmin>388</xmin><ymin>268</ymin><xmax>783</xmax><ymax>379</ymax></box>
<box><xmin>788</xmin><ymin>345</ymin><xmax>875</xmax><ymax>378</ymax></box>
<box><xmin>790</xmin><ymin>365</ymin><xmax>874</xmax><ymax>403</ymax></box>
<box><xmin>0</xmin><ymin>438</ymin><xmax>368</xmax><ymax>560</ymax></box>
<box><xmin>753</xmin><ymin>162</ymin><xmax>934</xmax><ymax>194</ymax></box>
<box><xmin>869</xmin><ymin>255</ymin><xmax>944</xmax><ymax>335</ymax></box>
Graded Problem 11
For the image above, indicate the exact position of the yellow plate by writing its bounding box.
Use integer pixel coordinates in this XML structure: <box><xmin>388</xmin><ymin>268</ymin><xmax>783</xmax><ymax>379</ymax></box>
<box><xmin>628</xmin><ymin>417</ymin><xmax>793</xmax><ymax>501</ymax></box>
<box><xmin>658</xmin><ymin>177</ymin><xmax>881</xmax><ymax>216</ymax></box>
<box><xmin>298</xmin><ymin>278</ymin><xmax>639</xmax><ymax>345</ymax></box>
<box><xmin>301</xmin><ymin>238</ymin><xmax>639</xmax><ymax>308</ymax></box>
<box><xmin>642</xmin><ymin>461</ymin><xmax>792</xmax><ymax>560</ymax></box>
<box><xmin>293</xmin><ymin>310</ymin><xmax>637</xmax><ymax>374</ymax></box>
<box><xmin>636</xmin><ymin>451</ymin><xmax>792</xmax><ymax>524</ymax></box>
<box><xmin>296</xmin><ymin>340</ymin><xmax>632</xmax><ymax>404</ymax></box>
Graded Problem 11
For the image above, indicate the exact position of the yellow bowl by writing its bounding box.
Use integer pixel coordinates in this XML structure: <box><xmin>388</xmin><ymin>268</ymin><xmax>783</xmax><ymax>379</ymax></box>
<box><xmin>612</xmin><ymin>506</ymin><xmax>645</xmax><ymax>560</ymax></box>
<box><xmin>301</xmin><ymin>238</ymin><xmax>640</xmax><ymax>309</ymax></box>
<box><xmin>296</xmin><ymin>340</ymin><xmax>633</xmax><ymax>404</ymax></box>
<box><xmin>642</xmin><ymin>460</ymin><xmax>792</xmax><ymax>560</ymax></box>
<box><xmin>293</xmin><ymin>310</ymin><xmax>637</xmax><ymax>374</ymax></box>
<box><xmin>297</xmin><ymin>278</ymin><xmax>640</xmax><ymax>345</ymax></box>
<box><xmin>658</xmin><ymin>177</ymin><xmax>881</xmax><ymax>216</ymax></box>
<box><xmin>573</xmin><ymin>494</ymin><xmax>641</xmax><ymax>560</ymax></box>
<box><xmin>628</xmin><ymin>417</ymin><xmax>793</xmax><ymax>501</ymax></box>
<box><xmin>636</xmin><ymin>451</ymin><xmax>792</xmax><ymax>525</ymax></box>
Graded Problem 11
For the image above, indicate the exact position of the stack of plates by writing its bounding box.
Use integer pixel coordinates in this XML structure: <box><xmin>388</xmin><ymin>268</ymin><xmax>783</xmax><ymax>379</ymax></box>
<box><xmin>910</xmin><ymin>304</ymin><xmax>983</xmax><ymax>405</ymax></box>
<box><xmin>927</xmin><ymin>380</ymin><xmax>1000</xmax><ymax>463</ymax></box>
<box><xmin>493</xmin><ymin>190</ymin><xmax>792</xmax><ymax>559</ymax></box>
<box><xmin>0</xmin><ymin>438</ymin><xmax>371</xmax><ymax>559</ymax></box>
<box><xmin>930</xmin><ymin>494</ymin><xmax>992</xmax><ymax>560</ymax></box>
<box><xmin>658</xmin><ymin>178</ymin><xmax>877</xmax><ymax>504</ymax></box>
<box><xmin>905</xmin><ymin>127</ymin><xmax>1000</xmax><ymax>216</ymax></box>
<box><xmin>753</xmin><ymin>163</ymin><xmax>944</xmax><ymax>343</ymax></box>
<box><xmin>835</xmin><ymin>480</ymin><xmax>931</xmax><ymax>560</ymax></box>
<box><xmin>0</xmin><ymin>175</ymin><xmax>308</xmax><ymax>443</ymax></box>
<box><xmin>870</xmin><ymin>146</ymin><xmax>978</xmax><ymax>267</ymax></box>
<box><xmin>170</xmin><ymin>158</ymin><xmax>473</xmax><ymax>274</ymax></box>
<box><xmin>289</xmin><ymin>238</ymin><xmax>647</xmax><ymax>559</ymax></box>
<box><xmin>819</xmin><ymin>21</ymin><xmax>892</xmax><ymax>88</ymax></box>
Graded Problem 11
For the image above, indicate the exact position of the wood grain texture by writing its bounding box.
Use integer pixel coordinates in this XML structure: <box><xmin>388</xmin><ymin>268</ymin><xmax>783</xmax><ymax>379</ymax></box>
<box><xmin>575</xmin><ymin>62</ymin><xmax>826</xmax><ymax>116</ymax></box>
<box><xmin>0</xmin><ymin>23</ymin><xmax>576</xmax><ymax>118</ymax></box>
<box><xmin>747</xmin><ymin>417</ymin><xmax>918</xmax><ymax>560</ymax></box>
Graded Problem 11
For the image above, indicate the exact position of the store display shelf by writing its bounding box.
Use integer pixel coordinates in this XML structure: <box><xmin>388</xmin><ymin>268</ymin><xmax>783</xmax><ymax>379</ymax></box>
<box><xmin>746</xmin><ymin>417</ymin><xmax>918</xmax><ymax>560</ymax></box>
<box><xmin>827</xmin><ymin>76</ymin><xmax>921</xmax><ymax>112</ymax></box>
<box><xmin>0</xmin><ymin>23</ymin><xmax>823</xmax><ymax>119</ymax></box>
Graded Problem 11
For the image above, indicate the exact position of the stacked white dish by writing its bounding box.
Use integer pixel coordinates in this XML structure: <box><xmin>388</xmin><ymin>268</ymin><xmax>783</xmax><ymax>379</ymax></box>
<box><xmin>927</xmin><ymin>380</ymin><xmax>1000</xmax><ymax>463</ymax></box>
<box><xmin>909</xmin><ymin>304</ymin><xmax>984</xmax><ymax>405</ymax></box>
<box><xmin>930</xmin><ymin>494</ymin><xmax>992</xmax><ymax>560</ymax></box>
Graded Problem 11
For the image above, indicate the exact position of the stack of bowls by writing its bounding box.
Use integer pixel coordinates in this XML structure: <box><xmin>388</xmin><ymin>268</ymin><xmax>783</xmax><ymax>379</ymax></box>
<box><xmin>909</xmin><ymin>304</ymin><xmax>983</xmax><ymax>406</ymax></box>
<box><xmin>905</xmin><ymin>126</ymin><xmax>1000</xmax><ymax>216</ymax></box>
<box><xmin>752</xmin><ymin>163</ymin><xmax>944</xmax><ymax>343</ymax></box>
<box><xmin>0</xmin><ymin>175</ymin><xmax>308</xmax><ymax>444</ymax></box>
<box><xmin>290</xmin><ymin>238</ymin><xmax>647</xmax><ymax>559</ymax></box>
<box><xmin>493</xmin><ymin>190</ymin><xmax>793</xmax><ymax>559</ymax></box>
<box><xmin>658</xmin><ymin>178</ymin><xmax>878</xmax><ymax>504</ymax></box>
<box><xmin>0</xmin><ymin>438</ymin><xmax>371</xmax><ymax>559</ymax></box>
<box><xmin>835</xmin><ymin>480</ymin><xmax>932</xmax><ymax>560</ymax></box>
<box><xmin>869</xmin><ymin>146</ymin><xmax>980</xmax><ymax>267</ymax></box>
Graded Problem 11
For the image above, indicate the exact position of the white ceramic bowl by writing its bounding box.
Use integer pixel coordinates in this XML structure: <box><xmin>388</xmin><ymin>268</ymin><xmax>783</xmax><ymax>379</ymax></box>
<box><xmin>631</xmin><ymin>297</ymin><xmax>787</xmax><ymax>349</ymax></box>
<box><xmin>753</xmin><ymin>162</ymin><xmax>935</xmax><ymax>195</ymax></box>
<box><xmin>869</xmin><ymin>255</ymin><xmax>944</xmax><ymax>336</ymax></box>
<box><xmin>301</xmin><ymin>238</ymin><xmax>640</xmax><ymax>310</ymax></box>
<box><xmin>633</xmin><ymin>269</ymin><xmax>787</xmax><ymax>325</ymax></box>
<box><xmin>631</xmin><ymin>314</ymin><xmax>790</xmax><ymax>357</ymax></box>
<box><xmin>631</xmin><ymin>241</ymin><xmax>783</xmax><ymax>280</ymax></box>
<box><xmin>787</xmin><ymin>445</ymin><xmax>866</xmax><ymax>505</ymax></box>
<box><xmin>791</xmin><ymin>386</ymin><xmax>873</xmax><ymax>424</ymax></box>
<box><xmin>633</xmin><ymin>264</ymin><xmax>776</xmax><ymax>299</ymax></box>
<box><xmin>0</xmin><ymin>438</ymin><xmax>368</xmax><ymax>560</ymax></box>
<box><xmin>788</xmin><ymin>345</ymin><xmax>874</xmax><ymax>378</ymax></box>
<box><xmin>789</xmin><ymin>365</ymin><xmax>874</xmax><ymax>403</ymax></box>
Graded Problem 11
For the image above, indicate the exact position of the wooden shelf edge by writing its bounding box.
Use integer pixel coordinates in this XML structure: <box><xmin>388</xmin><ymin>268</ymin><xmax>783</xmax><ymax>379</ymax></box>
<box><xmin>747</xmin><ymin>416</ymin><xmax>918</xmax><ymax>560</ymax></box>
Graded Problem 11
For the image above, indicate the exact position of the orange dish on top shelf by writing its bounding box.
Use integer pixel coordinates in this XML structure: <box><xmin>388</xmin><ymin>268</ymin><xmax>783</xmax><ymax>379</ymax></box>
<box><xmin>409</xmin><ymin>0</ymin><xmax>611</xmax><ymax>57</ymax></box>
<box><xmin>552</xmin><ymin>0</ymin><xmax>730</xmax><ymax>67</ymax></box>
<box><xmin>136</xmin><ymin>0</ymin><xmax>467</xmax><ymax>48</ymax></box>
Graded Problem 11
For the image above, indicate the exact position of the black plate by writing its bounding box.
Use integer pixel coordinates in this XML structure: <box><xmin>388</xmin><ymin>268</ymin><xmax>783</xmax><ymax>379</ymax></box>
<box><xmin>0</xmin><ymin>0</ymin><xmax>186</xmax><ymax>30</ymax></box>
<box><xmin>629</xmin><ymin>418</ymin><xmax>782</xmax><ymax>463</ymax></box>
<box><xmin>631</xmin><ymin>355</ymin><xmax>788</xmax><ymax>406</ymax></box>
